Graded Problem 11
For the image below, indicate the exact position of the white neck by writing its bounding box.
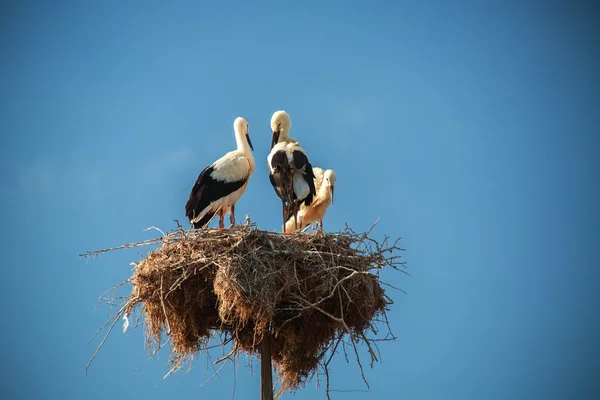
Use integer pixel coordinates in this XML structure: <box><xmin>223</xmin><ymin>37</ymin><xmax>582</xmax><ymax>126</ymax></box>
<box><xmin>319</xmin><ymin>180</ymin><xmax>332</xmax><ymax>202</ymax></box>
<box><xmin>235</xmin><ymin>129</ymin><xmax>252</xmax><ymax>156</ymax></box>
<box><xmin>279</xmin><ymin>129</ymin><xmax>298</xmax><ymax>144</ymax></box>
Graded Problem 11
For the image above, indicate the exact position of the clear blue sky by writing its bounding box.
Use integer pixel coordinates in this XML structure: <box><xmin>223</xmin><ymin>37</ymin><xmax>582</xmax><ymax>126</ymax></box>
<box><xmin>2</xmin><ymin>1</ymin><xmax>598</xmax><ymax>399</ymax></box>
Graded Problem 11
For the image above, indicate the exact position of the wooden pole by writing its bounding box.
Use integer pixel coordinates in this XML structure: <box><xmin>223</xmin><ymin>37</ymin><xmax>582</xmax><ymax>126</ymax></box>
<box><xmin>260</xmin><ymin>333</ymin><xmax>274</xmax><ymax>400</ymax></box>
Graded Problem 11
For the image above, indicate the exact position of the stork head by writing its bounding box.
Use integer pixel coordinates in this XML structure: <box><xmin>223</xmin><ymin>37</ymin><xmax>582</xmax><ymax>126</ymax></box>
<box><xmin>234</xmin><ymin>117</ymin><xmax>253</xmax><ymax>151</ymax></box>
<box><xmin>324</xmin><ymin>169</ymin><xmax>336</xmax><ymax>206</ymax></box>
<box><xmin>270</xmin><ymin>110</ymin><xmax>292</xmax><ymax>149</ymax></box>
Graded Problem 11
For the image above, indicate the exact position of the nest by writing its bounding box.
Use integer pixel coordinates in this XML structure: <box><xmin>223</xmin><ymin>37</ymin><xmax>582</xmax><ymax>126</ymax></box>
<box><xmin>84</xmin><ymin>222</ymin><xmax>405</xmax><ymax>395</ymax></box>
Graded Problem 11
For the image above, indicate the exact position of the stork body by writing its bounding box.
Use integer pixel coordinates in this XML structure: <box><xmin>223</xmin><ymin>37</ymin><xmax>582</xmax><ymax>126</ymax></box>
<box><xmin>285</xmin><ymin>168</ymin><xmax>336</xmax><ymax>232</ymax></box>
<box><xmin>267</xmin><ymin>111</ymin><xmax>316</xmax><ymax>232</ymax></box>
<box><xmin>185</xmin><ymin>117</ymin><xmax>254</xmax><ymax>229</ymax></box>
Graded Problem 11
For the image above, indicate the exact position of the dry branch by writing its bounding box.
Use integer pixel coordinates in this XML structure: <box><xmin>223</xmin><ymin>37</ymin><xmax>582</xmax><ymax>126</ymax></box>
<box><xmin>83</xmin><ymin>222</ymin><xmax>406</xmax><ymax>396</ymax></box>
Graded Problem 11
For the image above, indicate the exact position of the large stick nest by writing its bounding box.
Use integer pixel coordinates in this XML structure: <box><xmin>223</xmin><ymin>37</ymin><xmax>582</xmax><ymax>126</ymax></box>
<box><xmin>84</xmin><ymin>222</ymin><xmax>405</xmax><ymax>395</ymax></box>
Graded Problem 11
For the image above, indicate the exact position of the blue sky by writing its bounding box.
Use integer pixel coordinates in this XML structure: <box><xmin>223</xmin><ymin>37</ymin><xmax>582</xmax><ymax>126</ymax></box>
<box><xmin>2</xmin><ymin>1</ymin><xmax>599</xmax><ymax>399</ymax></box>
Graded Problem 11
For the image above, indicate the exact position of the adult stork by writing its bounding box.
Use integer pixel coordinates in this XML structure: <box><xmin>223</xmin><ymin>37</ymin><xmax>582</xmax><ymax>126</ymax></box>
<box><xmin>285</xmin><ymin>168</ymin><xmax>336</xmax><ymax>232</ymax></box>
<box><xmin>267</xmin><ymin>110</ymin><xmax>316</xmax><ymax>232</ymax></box>
<box><xmin>185</xmin><ymin>117</ymin><xmax>255</xmax><ymax>229</ymax></box>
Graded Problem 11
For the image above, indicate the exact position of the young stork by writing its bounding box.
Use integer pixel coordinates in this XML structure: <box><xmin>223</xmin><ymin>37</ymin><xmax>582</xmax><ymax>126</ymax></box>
<box><xmin>267</xmin><ymin>110</ymin><xmax>316</xmax><ymax>232</ymax></box>
<box><xmin>185</xmin><ymin>117</ymin><xmax>255</xmax><ymax>229</ymax></box>
<box><xmin>285</xmin><ymin>168</ymin><xmax>336</xmax><ymax>232</ymax></box>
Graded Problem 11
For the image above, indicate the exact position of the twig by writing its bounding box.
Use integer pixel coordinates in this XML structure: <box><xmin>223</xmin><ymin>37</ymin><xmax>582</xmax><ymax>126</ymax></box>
<box><xmin>145</xmin><ymin>226</ymin><xmax>166</xmax><ymax>237</ymax></box>
<box><xmin>197</xmin><ymin>358</ymin><xmax>228</xmax><ymax>389</ymax></box>
<box><xmin>85</xmin><ymin>304</ymin><xmax>127</xmax><ymax>375</ymax></box>
<box><xmin>214</xmin><ymin>343</ymin><xmax>238</xmax><ymax>365</ymax></box>
<box><xmin>324</xmin><ymin>335</ymin><xmax>342</xmax><ymax>400</ymax></box>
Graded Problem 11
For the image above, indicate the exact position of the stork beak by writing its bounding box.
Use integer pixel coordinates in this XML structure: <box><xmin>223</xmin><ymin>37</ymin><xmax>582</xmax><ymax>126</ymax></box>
<box><xmin>246</xmin><ymin>131</ymin><xmax>254</xmax><ymax>151</ymax></box>
<box><xmin>330</xmin><ymin>185</ymin><xmax>335</xmax><ymax>206</ymax></box>
<box><xmin>271</xmin><ymin>130</ymin><xmax>280</xmax><ymax>150</ymax></box>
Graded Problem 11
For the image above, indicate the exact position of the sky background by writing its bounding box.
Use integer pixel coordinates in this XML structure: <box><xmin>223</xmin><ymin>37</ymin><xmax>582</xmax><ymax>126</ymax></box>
<box><xmin>1</xmin><ymin>1</ymin><xmax>599</xmax><ymax>399</ymax></box>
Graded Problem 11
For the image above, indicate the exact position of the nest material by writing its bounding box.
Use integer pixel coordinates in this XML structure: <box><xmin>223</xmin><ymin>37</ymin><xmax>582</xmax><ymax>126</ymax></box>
<box><xmin>88</xmin><ymin>223</ymin><xmax>404</xmax><ymax>394</ymax></box>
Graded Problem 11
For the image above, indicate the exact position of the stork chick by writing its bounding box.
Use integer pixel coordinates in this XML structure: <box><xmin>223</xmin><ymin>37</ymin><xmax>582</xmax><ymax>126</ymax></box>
<box><xmin>285</xmin><ymin>168</ymin><xmax>336</xmax><ymax>232</ymax></box>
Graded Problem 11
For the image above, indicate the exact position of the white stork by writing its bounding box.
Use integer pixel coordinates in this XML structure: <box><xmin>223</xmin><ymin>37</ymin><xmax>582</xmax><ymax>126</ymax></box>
<box><xmin>285</xmin><ymin>168</ymin><xmax>336</xmax><ymax>232</ymax></box>
<box><xmin>267</xmin><ymin>110</ymin><xmax>316</xmax><ymax>232</ymax></box>
<box><xmin>185</xmin><ymin>117</ymin><xmax>255</xmax><ymax>229</ymax></box>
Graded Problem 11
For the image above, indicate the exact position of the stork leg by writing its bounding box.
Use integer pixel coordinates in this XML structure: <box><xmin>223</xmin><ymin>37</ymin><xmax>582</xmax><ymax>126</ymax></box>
<box><xmin>281</xmin><ymin>198</ymin><xmax>287</xmax><ymax>233</ymax></box>
<box><xmin>218</xmin><ymin>210</ymin><xmax>225</xmax><ymax>229</ymax></box>
<box><xmin>293</xmin><ymin>205</ymin><xmax>298</xmax><ymax>231</ymax></box>
<box><xmin>229</xmin><ymin>204</ymin><xmax>235</xmax><ymax>228</ymax></box>
<box><xmin>293</xmin><ymin>202</ymin><xmax>299</xmax><ymax>231</ymax></box>
<box><xmin>319</xmin><ymin>220</ymin><xmax>324</xmax><ymax>232</ymax></box>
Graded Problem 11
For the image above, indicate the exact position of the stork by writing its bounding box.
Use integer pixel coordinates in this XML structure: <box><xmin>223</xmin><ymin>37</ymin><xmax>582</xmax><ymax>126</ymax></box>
<box><xmin>185</xmin><ymin>117</ymin><xmax>255</xmax><ymax>229</ymax></box>
<box><xmin>285</xmin><ymin>168</ymin><xmax>336</xmax><ymax>232</ymax></box>
<box><xmin>267</xmin><ymin>110</ymin><xmax>316</xmax><ymax>232</ymax></box>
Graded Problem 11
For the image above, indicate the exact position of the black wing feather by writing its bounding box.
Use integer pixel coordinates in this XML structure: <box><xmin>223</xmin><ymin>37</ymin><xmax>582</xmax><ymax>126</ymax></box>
<box><xmin>290</xmin><ymin>150</ymin><xmax>316</xmax><ymax>206</ymax></box>
<box><xmin>191</xmin><ymin>211</ymin><xmax>216</xmax><ymax>229</ymax></box>
<box><xmin>268</xmin><ymin>150</ymin><xmax>289</xmax><ymax>201</ymax></box>
<box><xmin>268</xmin><ymin>170</ymin><xmax>284</xmax><ymax>200</ymax></box>
<box><xmin>185</xmin><ymin>165</ymin><xmax>246</xmax><ymax>227</ymax></box>
<box><xmin>302</xmin><ymin>161</ymin><xmax>317</xmax><ymax>206</ymax></box>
